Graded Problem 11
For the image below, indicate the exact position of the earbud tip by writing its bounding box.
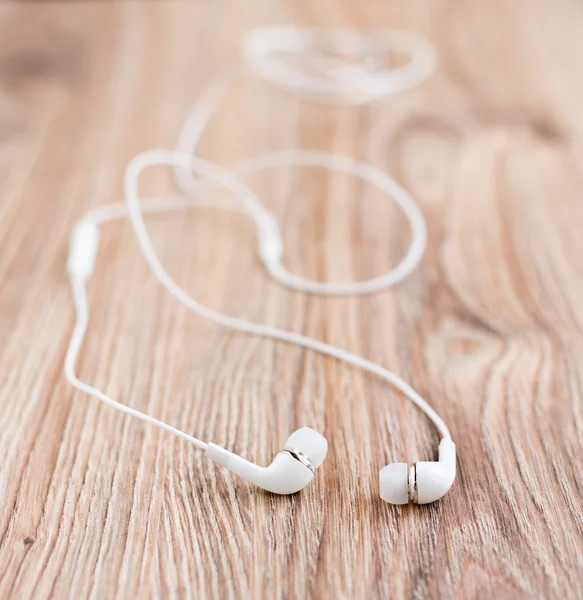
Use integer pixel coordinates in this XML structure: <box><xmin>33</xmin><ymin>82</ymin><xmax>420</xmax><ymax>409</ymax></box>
<box><xmin>379</xmin><ymin>462</ymin><xmax>409</xmax><ymax>504</ymax></box>
<box><xmin>285</xmin><ymin>427</ymin><xmax>328</xmax><ymax>468</ymax></box>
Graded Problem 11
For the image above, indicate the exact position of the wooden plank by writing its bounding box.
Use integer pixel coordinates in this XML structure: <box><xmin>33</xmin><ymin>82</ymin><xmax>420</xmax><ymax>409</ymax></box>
<box><xmin>0</xmin><ymin>0</ymin><xmax>581</xmax><ymax>598</ymax></box>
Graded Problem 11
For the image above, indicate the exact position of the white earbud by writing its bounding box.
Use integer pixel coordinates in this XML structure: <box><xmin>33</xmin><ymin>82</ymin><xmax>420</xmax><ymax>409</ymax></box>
<box><xmin>207</xmin><ymin>427</ymin><xmax>328</xmax><ymax>494</ymax></box>
<box><xmin>379</xmin><ymin>438</ymin><xmax>456</xmax><ymax>504</ymax></box>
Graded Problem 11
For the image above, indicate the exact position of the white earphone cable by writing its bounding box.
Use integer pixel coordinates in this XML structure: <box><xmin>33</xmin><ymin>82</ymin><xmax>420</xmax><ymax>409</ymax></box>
<box><xmin>64</xmin><ymin>27</ymin><xmax>452</xmax><ymax>453</ymax></box>
<box><xmin>65</xmin><ymin>274</ymin><xmax>209</xmax><ymax>449</ymax></box>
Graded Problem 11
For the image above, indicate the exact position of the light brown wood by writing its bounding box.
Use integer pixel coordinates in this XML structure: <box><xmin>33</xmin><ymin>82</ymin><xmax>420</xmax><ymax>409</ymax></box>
<box><xmin>0</xmin><ymin>0</ymin><xmax>582</xmax><ymax>598</ymax></box>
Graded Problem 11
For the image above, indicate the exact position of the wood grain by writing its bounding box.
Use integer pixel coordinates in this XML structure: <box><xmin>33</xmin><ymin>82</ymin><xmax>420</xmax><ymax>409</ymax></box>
<box><xmin>0</xmin><ymin>0</ymin><xmax>582</xmax><ymax>598</ymax></box>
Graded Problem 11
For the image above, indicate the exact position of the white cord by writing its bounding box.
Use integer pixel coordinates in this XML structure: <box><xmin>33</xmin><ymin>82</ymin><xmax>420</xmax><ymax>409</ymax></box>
<box><xmin>175</xmin><ymin>28</ymin><xmax>433</xmax><ymax>294</ymax></box>
<box><xmin>227</xmin><ymin>150</ymin><xmax>427</xmax><ymax>294</ymax></box>
<box><xmin>64</xmin><ymin>27</ymin><xmax>452</xmax><ymax>452</ymax></box>
<box><xmin>65</xmin><ymin>275</ymin><xmax>209</xmax><ymax>449</ymax></box>
<box><xmin>241</xmin><ymin>27</ymin><xmax>437</xmax><ymax>105</ymax></box>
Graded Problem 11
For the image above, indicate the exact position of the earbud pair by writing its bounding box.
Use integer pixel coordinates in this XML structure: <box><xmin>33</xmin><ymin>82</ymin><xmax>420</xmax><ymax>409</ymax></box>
<box><xmin>66</xmin><ymin>210</ymin><xmax>456</xmax><ymax>508</ymax></box>
<box><xmin>207</xmin><ymin>427</ymin><xmax>456</xmax><ymax>504</ymax></box>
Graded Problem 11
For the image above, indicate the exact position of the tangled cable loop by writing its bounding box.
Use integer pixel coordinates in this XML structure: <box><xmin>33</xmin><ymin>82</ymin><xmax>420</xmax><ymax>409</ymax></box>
<box><xmin>242</xmin><ymin>27</ymin><xmax>437</xmax><ymax>104</ymax></box>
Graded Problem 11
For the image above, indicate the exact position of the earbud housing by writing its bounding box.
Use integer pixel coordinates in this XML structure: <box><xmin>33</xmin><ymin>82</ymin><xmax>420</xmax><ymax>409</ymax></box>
<box><xmin>207</xmin><ymin>427</ymin><xmax>327</xmax><ymax>495</ymax></box>
<box><xmin>379</xmin><ymin>438</ymin><xmax>456</xmax><ymax>505</ymax></box>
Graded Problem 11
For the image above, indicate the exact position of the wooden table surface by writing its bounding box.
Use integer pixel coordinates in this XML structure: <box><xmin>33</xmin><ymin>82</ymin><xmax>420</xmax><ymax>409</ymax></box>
<box><xmin>1</xmin><ymin>1</ymin><xmax>582</xmax><ymax>598</ymax></box>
